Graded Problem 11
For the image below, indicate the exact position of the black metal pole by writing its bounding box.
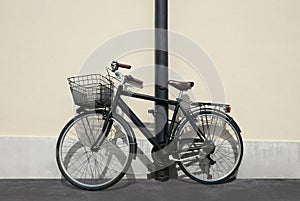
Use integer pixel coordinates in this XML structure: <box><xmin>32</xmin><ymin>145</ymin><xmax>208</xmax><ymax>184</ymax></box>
<box><xmin>155</xmin><ymin>0</ymin><xmax>168</xmax><ymax>143</ymax></box>
<box><xmin>154</xmin><ymin>0</ymin><xmax>169</xmax><ymax>181</ymax></box>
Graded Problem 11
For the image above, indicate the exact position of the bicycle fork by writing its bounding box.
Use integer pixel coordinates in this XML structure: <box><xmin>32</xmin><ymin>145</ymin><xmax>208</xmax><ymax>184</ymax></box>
<box><xmin>91</xmin><ymin>86</ymin><xmax>121</xmax><ymax>151</ymax></box>
<box><xmin>90</xmin><ymin>111</ymin><xmax>113</xmax><ymax>152</ymax></box>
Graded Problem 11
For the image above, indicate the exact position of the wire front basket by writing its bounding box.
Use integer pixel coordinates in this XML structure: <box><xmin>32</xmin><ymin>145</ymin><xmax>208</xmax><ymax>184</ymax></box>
<box><xmin>68</xmin><ymin>74</ymin><xmax>114</xmax><ymax>108</ymax></box>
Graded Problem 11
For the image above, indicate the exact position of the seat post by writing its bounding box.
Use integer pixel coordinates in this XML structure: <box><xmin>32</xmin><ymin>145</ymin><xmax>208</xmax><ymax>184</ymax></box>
<box><xmin>178</xmin><ymin>91</ymin><xmax>183</xmax><ymax>99</ymax></box>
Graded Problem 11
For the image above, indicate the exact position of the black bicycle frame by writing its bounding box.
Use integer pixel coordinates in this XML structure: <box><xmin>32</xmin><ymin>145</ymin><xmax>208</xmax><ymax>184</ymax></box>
<box><xmin>112</xmin><ymin>85</ymin><xmax>205</xmax><ymax>149</ymax></box>
<box><xmin>92</xmin><ymin>84</ymin><xmax>205</xmax><ymax>151</ymax></box>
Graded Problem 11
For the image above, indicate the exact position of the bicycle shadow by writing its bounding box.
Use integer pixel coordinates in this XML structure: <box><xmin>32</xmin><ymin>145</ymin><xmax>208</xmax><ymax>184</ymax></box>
<box><xmin>59</xmin><ymin>141</ymin><xmax>144</xmax><ymax>191</ymax></box>
<box><xmin>59</xmin><ymin>168</ymin><xmax>137</xmax><ymax>191</ymax></box>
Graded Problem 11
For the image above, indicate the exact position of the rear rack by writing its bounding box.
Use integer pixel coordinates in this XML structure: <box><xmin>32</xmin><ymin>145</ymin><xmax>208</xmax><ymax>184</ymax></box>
<box><xmin>189</xmin><ymin>102</ymin><xmax>231</xmax><ymax>114</ymax></box>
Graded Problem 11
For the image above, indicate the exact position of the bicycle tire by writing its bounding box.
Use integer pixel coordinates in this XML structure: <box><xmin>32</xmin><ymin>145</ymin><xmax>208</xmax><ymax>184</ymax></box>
<box><xmin>177</xmin><ymin>110</ymin><xmax>243</xmax><ymax>184</ymax></box>
<box><xmin>56</xmin><ymin>111</ymin><xmax>134</xmax><ymax>190</ymax></box>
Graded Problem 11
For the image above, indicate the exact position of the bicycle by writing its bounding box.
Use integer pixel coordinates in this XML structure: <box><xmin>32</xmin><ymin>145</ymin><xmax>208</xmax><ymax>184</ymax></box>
<box><xmin>56</xmin><ymin>61</ymin><xmax>243</xmax><ymax>190</ymax></box>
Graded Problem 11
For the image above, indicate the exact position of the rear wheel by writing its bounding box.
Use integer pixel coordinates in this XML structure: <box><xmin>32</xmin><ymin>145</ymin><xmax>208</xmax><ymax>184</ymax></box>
<box><xmin>177</xmin><ymin>111</ymin><xmax>243</xmax><ymax>184</ymax></box>
<box><xmin>56</xmin><ymin>111</ymin><xmax>133</xmax><ymax>190</ymax></box>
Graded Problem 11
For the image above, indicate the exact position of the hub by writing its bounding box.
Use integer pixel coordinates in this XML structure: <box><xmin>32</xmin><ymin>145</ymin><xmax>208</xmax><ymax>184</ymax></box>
<box><xmin>199</xmin><ymin>140</ymin><xmax>215</xmax><ymax>159</ymax></box>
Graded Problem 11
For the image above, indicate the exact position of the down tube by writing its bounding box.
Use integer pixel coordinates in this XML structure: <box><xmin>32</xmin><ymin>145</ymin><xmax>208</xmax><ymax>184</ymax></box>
<box><xmin>118</xmin><ymin>98</ymin><xmax>162</xmax><ymax>149</ymax></box>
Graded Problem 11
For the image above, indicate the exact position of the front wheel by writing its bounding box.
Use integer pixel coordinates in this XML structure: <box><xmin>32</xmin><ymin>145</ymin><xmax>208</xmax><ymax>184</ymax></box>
<box><xmin>56</xmin><ymin>111</ymin><xmax>134</xmax><ymax>190</ymax></box>
<box><xmin>177</xmin><ymin>111</ymin><xmax>243</xmax><ymax>184</ymax></box>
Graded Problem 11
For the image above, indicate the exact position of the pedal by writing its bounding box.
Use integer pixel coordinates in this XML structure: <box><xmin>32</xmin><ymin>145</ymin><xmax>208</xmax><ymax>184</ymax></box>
<box><xmin>169</xmin><ymin>155</ymin><xmax>199</xmax><ymax>162</ymax></box>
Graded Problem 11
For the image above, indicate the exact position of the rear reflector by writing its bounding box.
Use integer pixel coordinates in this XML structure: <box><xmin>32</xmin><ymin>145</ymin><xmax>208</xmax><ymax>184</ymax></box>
<box><xmin>225</xmin><ymin>106</ymin><xmax>231</xmax><ymax>113</ymax></box>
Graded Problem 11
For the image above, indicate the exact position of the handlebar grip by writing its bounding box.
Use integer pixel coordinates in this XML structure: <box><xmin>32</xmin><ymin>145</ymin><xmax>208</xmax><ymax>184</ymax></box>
<box><xmin>117</xmin><ymin>63</ymin><xmax>131</xmax><ymax>69</ymax></box>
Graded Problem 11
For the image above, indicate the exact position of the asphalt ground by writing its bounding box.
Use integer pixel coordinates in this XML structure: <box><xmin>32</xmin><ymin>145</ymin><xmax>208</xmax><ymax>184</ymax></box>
<box><xmin>0</xmin><ymin>179</ymin><xmax>299</xmax><ymax>201</ymax></box>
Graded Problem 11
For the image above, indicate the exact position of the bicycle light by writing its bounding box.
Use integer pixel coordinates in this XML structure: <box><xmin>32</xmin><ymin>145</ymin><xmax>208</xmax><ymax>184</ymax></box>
<box><xmin>225</xmin><ymin>105</ymin><xmax>231</xmax><ymax>113</ymax></box>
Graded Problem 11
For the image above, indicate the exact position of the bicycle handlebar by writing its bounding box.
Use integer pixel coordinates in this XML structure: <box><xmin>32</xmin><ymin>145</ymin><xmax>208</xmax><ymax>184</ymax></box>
<box><xmin>117</xmin><ymin>63</ymin><xmax>131</xmax><ymax>69</ymax></box>
<box><xmin>111</xmin><ymin>61</ymin><xmax>131</xmax><ymax>71</ymax></box>
<box><xmin>111</xmin><ymin>61</ymin><xmax>143</xmax><ymax>89</ymax></box>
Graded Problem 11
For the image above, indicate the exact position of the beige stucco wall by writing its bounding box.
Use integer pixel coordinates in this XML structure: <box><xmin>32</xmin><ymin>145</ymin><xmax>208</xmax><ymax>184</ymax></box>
<box><xmin>0</xmin><ymin>0</ymin><xmax>299</xmax><ymax>142</ymax></box>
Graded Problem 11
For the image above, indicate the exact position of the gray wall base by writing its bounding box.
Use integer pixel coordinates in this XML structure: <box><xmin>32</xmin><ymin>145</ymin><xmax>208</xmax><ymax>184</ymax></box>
<box><xmin>0</xmin><ymin>137</ymin><xmax>299</xmax><ymax>179</ymax></box>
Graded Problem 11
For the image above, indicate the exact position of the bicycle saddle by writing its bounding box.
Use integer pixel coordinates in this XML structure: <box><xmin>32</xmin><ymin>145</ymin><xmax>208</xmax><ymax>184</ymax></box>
<box><xmin>168</xmin><ymin>80</ymin><xmax>194</xmax><ymax>91</ymax></box>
